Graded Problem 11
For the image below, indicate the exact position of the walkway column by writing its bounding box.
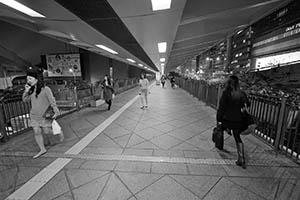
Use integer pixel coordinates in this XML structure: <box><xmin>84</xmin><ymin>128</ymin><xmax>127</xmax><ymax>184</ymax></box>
<box><xmin>225</xmin><ymin>36</ymin><xmax>232</xmax><ymax>71</ymax></box>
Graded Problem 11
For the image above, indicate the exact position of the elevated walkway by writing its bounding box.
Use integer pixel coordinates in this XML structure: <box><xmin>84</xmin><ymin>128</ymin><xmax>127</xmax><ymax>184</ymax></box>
<box><xmin>1</xmin><ymin>82</ymin><xmax>299</xmax><ymax>200</ymax></box>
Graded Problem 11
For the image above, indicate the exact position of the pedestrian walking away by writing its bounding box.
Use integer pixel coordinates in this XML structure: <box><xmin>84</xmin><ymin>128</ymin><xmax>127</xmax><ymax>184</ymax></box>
<box><xmin>170</xmin><ymin>76</ymin><xmax>176</xmax><ymax>89</ymax></box>
<box><xmin>22</xmin><ymin>69</ymin><xmax>63</xmax><ymax>159</ymax></box>
<box><xmin>101</xmin><ymin>74</ymin><xmax>115</xmax><ymax>110</ymax></box>
<box><xmin>139</xmin><ymin>73</ymin><xmax>149</xmax><ymax>109</ymax></box>
<box><xmin>160</xmin><ymin>75</ymin><xmax>166</xmax><ymax>88</ymax></box>
<box><xmin>217</xmin><ymin>75</ymin><xmax>250</xmax><ymax>169</ymax></box>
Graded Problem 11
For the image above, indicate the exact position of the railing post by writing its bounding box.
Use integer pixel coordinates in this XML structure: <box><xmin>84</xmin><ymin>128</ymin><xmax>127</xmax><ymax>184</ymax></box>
<box><xmin>74</xmin><ymin>86</ymin><xmax>79</xmax><ymax>110</ymax></box>
<box><xmin>274</xmin><ymin>97</ymin><xmax>286</xmax><ymax>154</ymax></box>
<box><xmin>0</xmin><ymin>103</ymin><xmax>8</xmax><ymax>142</ymax></box>
<box><xmin>217</xmin><ymin>84</ymin><xmax>222</xmax><ymax>109</ymax></box>
<box><xmin>205</xmin><ymin>84</ymin><xmax>209</xmax><ymax>105</ymax></box>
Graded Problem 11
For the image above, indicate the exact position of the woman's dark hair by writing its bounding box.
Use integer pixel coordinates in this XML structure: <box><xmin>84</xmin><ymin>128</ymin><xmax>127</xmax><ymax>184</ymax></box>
<box><xmin>140</xmin><ymin>73</ymin><xmax>145</xmax><ymax>79</ymax></box>
<box><xmin>35</xmin><ymin>76</ymin><xmax>45</xmax><ymax>98</ymax></box>
<box><xmin>27</xmin><ymin>69</ymin><xmax>45</xmax><ymax>98</ymax></box>
<box><xmin>104</xmin><ymin>74</ymin><xmax>112</xmax><ymax>86</ymax></box>
<box><xmin>225</xmin><ymin>75</ymin><xmax>241</xmax><ymax>99</ymax></box>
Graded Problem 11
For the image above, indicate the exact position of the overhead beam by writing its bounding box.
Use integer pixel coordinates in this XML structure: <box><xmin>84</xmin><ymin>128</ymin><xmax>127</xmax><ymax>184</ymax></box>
<box><xmin>169</xmin><ymin>47</ymin><xmax>210</xmax><ymax>58</ymax></box>
<box><xmin>0</xmin><ymin>44</ymin><xmax>32</xmax><ymax>70</ymax></box>
<box><xmin>180</xmin><ymin>0</ymin><xmax>282</xmax><ymax>26</ymax></box>
<box><xmin>174</xmin><ymin>24</ymin><xmax>247</xmax><ymax>43</ymax></box>
<box><xmin>171</xmin><ymin>40</ymin><xmax>217</xmax><ymax>51</ymax></box>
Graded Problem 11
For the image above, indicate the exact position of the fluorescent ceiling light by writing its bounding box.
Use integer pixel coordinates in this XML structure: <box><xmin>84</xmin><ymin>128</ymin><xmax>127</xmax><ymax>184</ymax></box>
<box><xmin>151</xmin><ymin>0</ymin><xmax>171</xmax><ymax>11</ymax></box>
<box><xmin>126</xmin><ymin>58</ymin><xmax>136</xmax><ymax>63</ymax></box>
<box><xmin>0</xmin><ymin>0</ymin><xmax>45</xmax><ymax>18</ymax></box>
<box><xmin>96</xmin><ymin>45</ymin><xmax>118</xmax><ymax>54</ymax></box>
<box><xmin>158</xmin><ymin>42</ymin><xmax>167</xmax><ymax>53</ymax></box>
<box><xmin>160</xmin><ymin>58</ymin><xmax>165</xmax><ymax>62</ymax></box>
<box><xmin>138</xmin><ymin>64</ymin><xmax>143</xmax><ymax>67</ymax></box>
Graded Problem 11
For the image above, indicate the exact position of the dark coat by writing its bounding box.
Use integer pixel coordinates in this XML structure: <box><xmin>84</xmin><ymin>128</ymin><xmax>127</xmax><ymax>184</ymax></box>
<box><xmin>101</xmin><ymin>80</ymin><xmax>114</xmax><ymax>100</ymax></box>
<box><xmin>217</xmin><ymin>89</ymin><xmax>250</xmax><ymax>129</ymax></box>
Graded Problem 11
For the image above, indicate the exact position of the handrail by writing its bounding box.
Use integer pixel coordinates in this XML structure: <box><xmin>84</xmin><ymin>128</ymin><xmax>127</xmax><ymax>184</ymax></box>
<box><xmin>176</xmin><ymin>78</ymin><xmax>300</xmax><ymax>163</ymax></box>
<box><xmin>0</xmin><ymin>78</ymin><xmax>140</xmax><ymax>142</ymax></box>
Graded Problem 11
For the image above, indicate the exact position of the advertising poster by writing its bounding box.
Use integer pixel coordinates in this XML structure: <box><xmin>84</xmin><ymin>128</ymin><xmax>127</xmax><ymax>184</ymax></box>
<box><xmin>46</xmin><ymin>54</ymin><xmax>81</xmax><ymax>77</ymax></box>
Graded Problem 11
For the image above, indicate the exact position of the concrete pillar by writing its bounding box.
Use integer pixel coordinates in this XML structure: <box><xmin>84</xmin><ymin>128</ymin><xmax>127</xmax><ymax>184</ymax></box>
<box><xmin>225</xmin><ymin>36</ymin><xmax>232</xmax><ymax>71</ymax></box>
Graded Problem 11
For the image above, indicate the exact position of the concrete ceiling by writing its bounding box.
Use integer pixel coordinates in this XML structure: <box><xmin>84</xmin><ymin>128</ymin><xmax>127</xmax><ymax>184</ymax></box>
<box><xmin>0</xmin><ymin>0</ymin><xmax>293</xmax><ymax>73</ymax></box>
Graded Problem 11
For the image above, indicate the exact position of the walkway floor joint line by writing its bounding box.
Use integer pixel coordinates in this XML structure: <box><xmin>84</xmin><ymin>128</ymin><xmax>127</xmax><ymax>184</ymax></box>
<box><xmin>0</xmin><ymin>151</ymin><xmax>297</xmax><ymax>167</ymax></box>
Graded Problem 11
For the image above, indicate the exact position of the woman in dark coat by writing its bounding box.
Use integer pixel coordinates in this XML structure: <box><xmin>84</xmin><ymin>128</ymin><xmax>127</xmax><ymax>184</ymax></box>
<box><xmin>101</xmin><ymin>75</ymin><xmax>114</xmax><ymax>110</ymax></box>
<box><xmin>217</xmin><ymin>75</ymin><xmax>250</xmax><ymax>169</ymax></box>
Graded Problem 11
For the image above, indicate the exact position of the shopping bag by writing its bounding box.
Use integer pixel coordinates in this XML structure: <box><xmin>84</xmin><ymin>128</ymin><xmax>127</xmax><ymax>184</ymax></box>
<box><xmin>212</xmin><ymin>124</ymin><xmax>224</xmax><ymax>150</ymax></box>
<box><xmin>52</xmin><ymin>120</ymin><xmax>62</xmax><ymax>135</ymax></box>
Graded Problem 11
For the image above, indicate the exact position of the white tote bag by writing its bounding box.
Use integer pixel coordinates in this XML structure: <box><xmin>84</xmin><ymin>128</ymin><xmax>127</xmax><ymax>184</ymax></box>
<box><xmin>52</xmin><ymin>120</ymin><xmax>62</xmax><ymax>135</ymax></box>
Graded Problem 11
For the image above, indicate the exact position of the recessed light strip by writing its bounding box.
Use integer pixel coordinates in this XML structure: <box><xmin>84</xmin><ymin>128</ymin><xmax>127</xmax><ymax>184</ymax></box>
<box><xmin>158</xmin><ymin>42</ymin><xmax>167</xmax><ymax>53</ymax></box>
<box><xmin>160</xmin><ymin>58</ymin><xmax>165</xmax><ymax>62</ymax></box>
<box><xmin>0</xmin><ymin>0</ymin><xmax>45</xmax><ymax>18</ymax></box>
<box><xmin>96</xmin><ymin>45</ymin><xmax>118</xmax><ymax>54</ymax></box>
<box><xmin>126</xmin><ymin>58</ymin><xmax>136</xmax><ymax>63</ymax></box>
<box><xmin>151</xmin><ymin>0</ymin><xmax>172</xmax><ymax>11</ymax></box>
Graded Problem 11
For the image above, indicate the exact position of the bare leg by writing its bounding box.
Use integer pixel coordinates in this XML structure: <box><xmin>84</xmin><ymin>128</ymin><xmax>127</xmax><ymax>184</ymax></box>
<box><xmin>33</xmin><ymin>127</ymin><xmax>47</xmax><ymax>159</ymax></box>
<box><xmin>144</xmin><ymin>93</ymin><xmax>148</xmax><ymax>107</ymax></box>
<box><xmin>140</xmin><ymin>93</ymin><xmax>145</xmax><ymax>108</ymax></box>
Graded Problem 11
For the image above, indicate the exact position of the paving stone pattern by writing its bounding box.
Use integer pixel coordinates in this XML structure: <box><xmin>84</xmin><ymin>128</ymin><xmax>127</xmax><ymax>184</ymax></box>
<box><xmin>0</xmin><ymin>82</ymin><xmax>300</xmax><ymax>200</ymax></box>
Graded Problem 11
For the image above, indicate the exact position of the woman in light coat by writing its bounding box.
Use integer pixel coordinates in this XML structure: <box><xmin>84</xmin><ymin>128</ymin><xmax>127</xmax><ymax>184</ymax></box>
<box><xmin>23</xmin><ymin>70</ymin><xmax>63</xmax><ymax>159</ymax></box>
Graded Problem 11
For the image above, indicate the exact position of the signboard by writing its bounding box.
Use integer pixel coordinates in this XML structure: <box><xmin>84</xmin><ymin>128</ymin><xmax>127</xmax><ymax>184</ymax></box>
<box><xmin>255</xmin><ymin>51</ymin><xmax>300</xmax><ymax>71</ymax></box>
<box><xmin>46</xmin><ymin>54</ymin><xmax>81</xmax><ymax>77</ymax></box>
<box><xmin>253</xmin><ymin>20</ymin><xmax>300</xmax><ymax>48</ymax></box>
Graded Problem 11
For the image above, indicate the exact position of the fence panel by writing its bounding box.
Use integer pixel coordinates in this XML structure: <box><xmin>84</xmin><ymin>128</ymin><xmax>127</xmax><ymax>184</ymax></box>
<box><xmin>0</xmin><ymin>78</ymin><xmax>141</xmax><ymax>140</ymax></box>
<box><xmin>1</xmin><ymin>98</ymin><xmax>31</xmax><ymax>137</ymax></box>
<box><xmin>248</xmin><ymin>95</ymin><xmax>281</xmax><ymax>145</ymax></box>
<box><xmin>178</xmin><ymin>78</ymin><xmax>299</xmax><ymax>162</ymax></box>
<box><xmin>279</xmin><ymin>103</ymin><xmax>300</xmax><ymax>161</ymax></box>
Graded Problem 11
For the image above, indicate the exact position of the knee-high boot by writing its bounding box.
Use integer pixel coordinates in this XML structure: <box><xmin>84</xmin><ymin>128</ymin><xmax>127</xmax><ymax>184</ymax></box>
<box><xmin>108</xmin><ymin>100</ymin><xmax>112</xmax><ymax>110</ymax></box>
<box><xmin>236</xmin><ymin>142</ymin><xmax>246</xmax><ymax>169</ymax></box>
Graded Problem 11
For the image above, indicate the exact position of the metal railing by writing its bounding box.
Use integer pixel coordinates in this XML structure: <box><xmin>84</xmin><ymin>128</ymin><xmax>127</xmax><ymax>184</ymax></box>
<box><xmin>176</xmin><ymin>78</ymin><xmax>300</xmax><ymax>163</ymax></box>
<box><xmin>0</xmin><ymin>78</ymin><xmax>140</xmax><ymax>142</ymax></box>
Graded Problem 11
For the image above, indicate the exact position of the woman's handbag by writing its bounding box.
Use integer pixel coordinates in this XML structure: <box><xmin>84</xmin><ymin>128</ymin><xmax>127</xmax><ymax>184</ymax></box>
<box><xmin>212</xmin><ymin>124</ymin><xmax>224</xmax><ymax>150</ymax></box>
<box><xmin>241</xmin><ymin>105</ymin><xmax>257</xmax><ymax>135</ymax></box>
<box><xmin>42</xmin><ymin>105</ymin><xmax>55</xmax><ymax>119</ymax></box>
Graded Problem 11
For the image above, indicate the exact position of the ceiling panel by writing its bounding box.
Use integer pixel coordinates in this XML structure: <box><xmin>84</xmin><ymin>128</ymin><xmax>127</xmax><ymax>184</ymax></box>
<box><xmin>55</xmin><ymin>0</ymin><xmax>158</xmax><ymax>71</ymax></box>
<box><xmin>107</xmin><ymin>0</ymin><xmax>186</xmax><ymax>72</ymax></box>
<box><xmin>0</xmin><ymin>0</ymin><xmax>293</xmax><ymax>74</ymax></box>
<box><xmin>181</xmin><ymin>0</ymin><xmax>282</xmax><ymax>21</ymax></box>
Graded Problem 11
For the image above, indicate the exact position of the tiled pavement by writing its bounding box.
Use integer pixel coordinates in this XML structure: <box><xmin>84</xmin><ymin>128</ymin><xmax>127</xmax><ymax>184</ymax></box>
<box><xmin>1</xmin><ymin>82</ymin><xmax>300</xmax><ymax>200</ymax></box>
